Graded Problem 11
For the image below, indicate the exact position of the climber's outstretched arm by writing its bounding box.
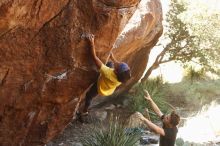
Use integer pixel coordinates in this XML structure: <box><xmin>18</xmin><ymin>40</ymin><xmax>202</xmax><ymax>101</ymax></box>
<box><xmin>87</xmin><ymin>35</ymin><xmax>103</xmax><ymax>69</ymax></box>
<box><xmin>110</xmin><ymin>52</ymin><xmax>120</xmax><ymax>64</ymax></box>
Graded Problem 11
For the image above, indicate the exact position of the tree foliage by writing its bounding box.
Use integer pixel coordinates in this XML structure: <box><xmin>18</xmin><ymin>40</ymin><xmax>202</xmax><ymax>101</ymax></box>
<box><xmin>141</xmin><ymin>0</ymin><xmax>220</xmax><ymax>82</ymax></box>
<box><xmin>182</xmin><ymin>0</ymin><xmax>220</xmax><ymax>70</ymax></box>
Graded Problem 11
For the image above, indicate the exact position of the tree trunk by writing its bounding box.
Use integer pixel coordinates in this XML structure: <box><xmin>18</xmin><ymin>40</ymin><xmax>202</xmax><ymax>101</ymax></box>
<box><xmin>141</xmin><ymin>62</ymin><xmax>159</xmax><ymax>82</ymax></box>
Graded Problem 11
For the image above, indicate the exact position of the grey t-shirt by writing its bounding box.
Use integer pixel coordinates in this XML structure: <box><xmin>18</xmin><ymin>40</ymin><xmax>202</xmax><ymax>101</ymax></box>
<box><xmin>159</xmin><ymin>125</ymin><xmax>178</xmax><ymax>146</ymax></box>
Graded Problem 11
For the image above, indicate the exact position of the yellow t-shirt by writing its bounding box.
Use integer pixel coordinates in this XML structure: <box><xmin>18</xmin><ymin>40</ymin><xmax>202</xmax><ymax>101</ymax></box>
<box><xmin>97</xmin><ymin>64</ymin><xmax>121</xmax><ymax>96</ymax></box>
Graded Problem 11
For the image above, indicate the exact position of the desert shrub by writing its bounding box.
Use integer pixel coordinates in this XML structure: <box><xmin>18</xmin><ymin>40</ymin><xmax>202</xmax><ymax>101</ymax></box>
<box><xmin>163</xmin><ymin>79</ymin><xmax>220</xmax><ymax>109</ymax></box>
<box><xmin>81</xmin><ymin>117</ymin><xmax>141</xmax><ymax>146</ymax></box>
<box><xmin>183</xmin><ymin>66</ymin><xmax>206</xmax><ymax>83</ymax></box>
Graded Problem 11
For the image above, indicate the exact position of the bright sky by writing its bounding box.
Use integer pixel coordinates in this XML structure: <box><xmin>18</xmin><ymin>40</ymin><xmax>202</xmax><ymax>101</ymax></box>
<box><xmin>161</xmin><ymin>0</ymin><xmax>170</xmax><ymax>16</ymax></box>
<box><xmin>185</xmin><ymin>0</ymin><xmax>220</xmax><ymax>11</ymax></box>
<box><xmin>147</xmin><ymin>47</ymin><xmax>184</xmax><ymax>83</ymax></box>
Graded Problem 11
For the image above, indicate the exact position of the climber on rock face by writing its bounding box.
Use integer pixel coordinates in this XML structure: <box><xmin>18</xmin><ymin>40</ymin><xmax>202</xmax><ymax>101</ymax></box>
<box><xmin>77</xmin><ymin>34</ymin><xmax>131</xmax><ymax>120</ymax></box>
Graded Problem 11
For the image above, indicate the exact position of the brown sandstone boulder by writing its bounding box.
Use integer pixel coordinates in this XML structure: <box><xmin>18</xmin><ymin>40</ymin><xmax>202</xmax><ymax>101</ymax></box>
<box><xmin>0</xmin><ymin>0</ymin><xmax>163</xmax><ymax>145</ymax></box>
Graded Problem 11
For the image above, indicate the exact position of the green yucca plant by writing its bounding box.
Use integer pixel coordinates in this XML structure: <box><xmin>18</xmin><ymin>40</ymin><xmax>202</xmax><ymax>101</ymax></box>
<box><xmin>80</xmin><ymin>117</ymin><xmax>141</xmax><ymax>146</ymax></box>
<box><xmin>129</xmin><ymin>77</ymin><xmax>172</xmax><ymax>121</ymax></box>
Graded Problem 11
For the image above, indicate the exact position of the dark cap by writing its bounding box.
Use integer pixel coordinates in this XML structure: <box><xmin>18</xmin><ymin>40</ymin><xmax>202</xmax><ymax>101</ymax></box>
<box><xmin>118</xmin><ymin>62</ymin><xmax>130</xmax><ymax>73</ymax></box>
